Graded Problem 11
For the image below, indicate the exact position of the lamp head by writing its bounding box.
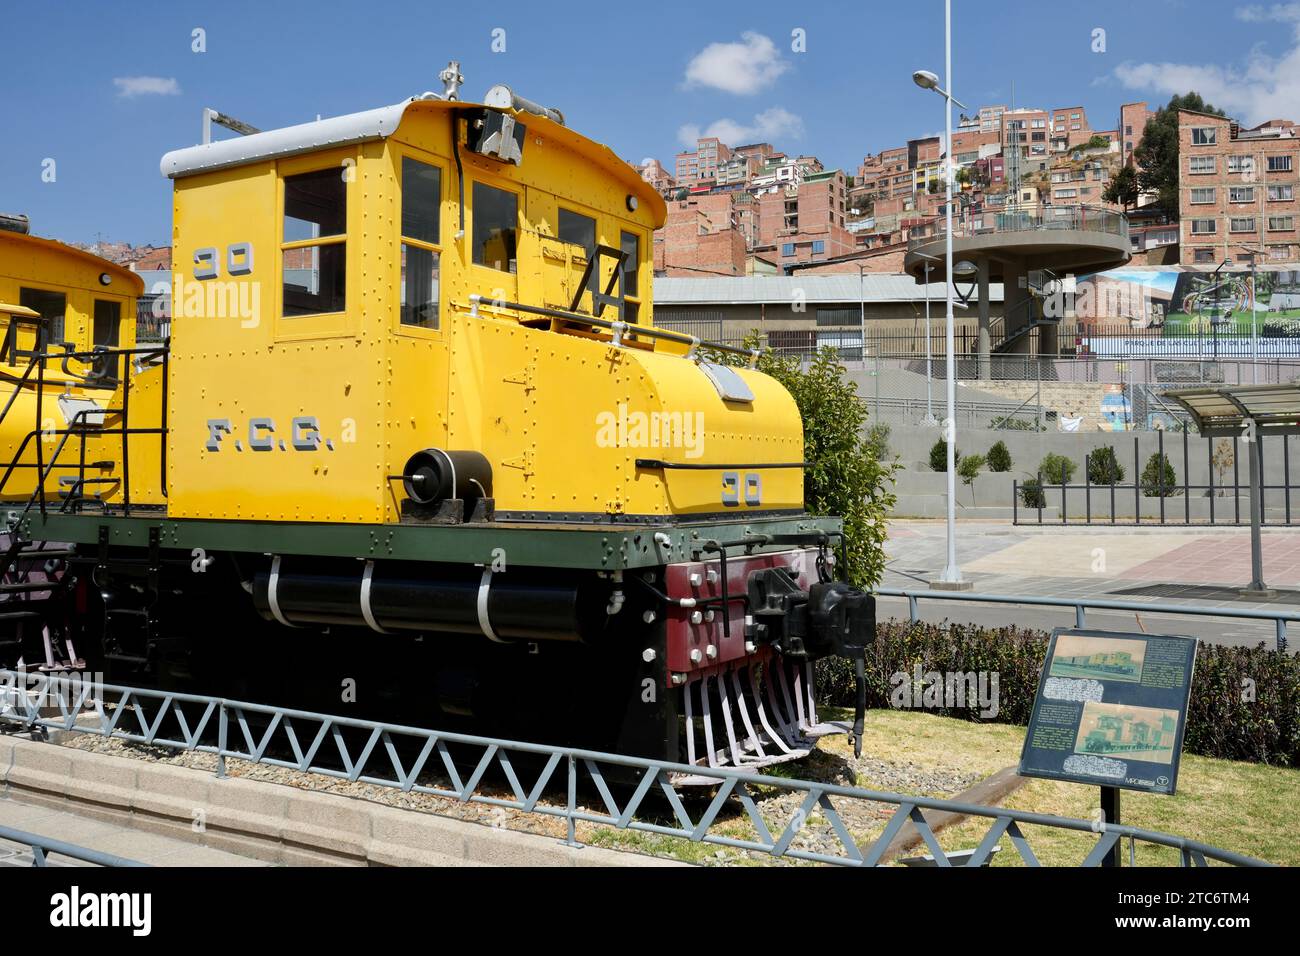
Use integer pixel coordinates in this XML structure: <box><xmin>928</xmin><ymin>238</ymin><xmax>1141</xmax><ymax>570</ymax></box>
<box><xmin>912</xmin><ymin>70</ymin><xmax>940</xmax><ymax>91</ymax></box>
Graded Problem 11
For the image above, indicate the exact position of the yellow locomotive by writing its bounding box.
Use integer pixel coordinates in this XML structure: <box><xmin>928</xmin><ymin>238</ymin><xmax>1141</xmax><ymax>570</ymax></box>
<box><xmin>0</xmin><ymin>65</ymin><xmax>873</xmax><ymax>774</ymax></box>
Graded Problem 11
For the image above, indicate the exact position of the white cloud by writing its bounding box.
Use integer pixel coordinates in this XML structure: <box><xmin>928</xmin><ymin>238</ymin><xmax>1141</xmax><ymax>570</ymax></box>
<box><xmin>677</xmin><ymin>107</ymin><xmax>804</xmax><ymax>148</ymax></box>
<box><xmin>113</xmin><ymin>76</ymin><xmax>181</xmax><ymax>98</ymax></box>
<box><xmin>1236</xmin><ymin>4</ymin><xmax>1300</xmax><ymax>22</ymax></box>
<box><xmin>1112</xmin><ymin>17</ymin><xmax>1300</xmax><ymax>126</ymax></box>
<box><xmin>682</xmin><ymin>32</ymin><xmax>789</xmax><ymax>95</ymax></box>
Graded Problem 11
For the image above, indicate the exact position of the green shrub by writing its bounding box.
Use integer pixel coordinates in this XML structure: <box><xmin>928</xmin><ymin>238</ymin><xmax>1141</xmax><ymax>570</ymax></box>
<box><xmin>1019</xmin><ymin>477</ymin><xmax>1046</xmax><ymax>509</ymax></box>
<box><xmin>929</xmin><ymin>437</ymin><xmax>960</xmax><ymax>472</ymax></box>
<box><xmin>816</xmin><ymin>620</ymin><xmax>1300</xmax><ymax>765</ymax></box>
<box><xmin>1141</xmin><ymin>452</ymin><xmax>1178</xmax><ymax>497</ymax></box>
<box><xmin>742</xmin><ymin>338</ymin><xmax>900</xmax><ymax>587</ymax></box>
<box><xmin>865</xmin><ymin>423</ymin><xmax>892</xmax><ymax>462</ymax></box>
<box><xmin>986</xmin><ymin>440</ymin><xmax>1012</xmax><ymax>472</ymax></box>
<box><xmin>957</xmin><ymin>453</ymin><xmax>985</xmax><ymax>485</ymax></box>
<box><xmin>1087</xmin><ymin>445</ymin><xmax>1125</xmax><ymax>485</ymax></box>
<box><xmin>1038</xmin><ymin>452</ymin><xmax>1076</xmax><ymax>485</ymax></box>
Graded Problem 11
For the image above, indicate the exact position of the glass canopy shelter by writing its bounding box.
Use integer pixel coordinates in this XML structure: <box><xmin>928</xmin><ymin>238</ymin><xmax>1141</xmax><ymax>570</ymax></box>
<box><xmin>1166</xmin><ymin>383</ymin><xmax>1300</xmax><ymax>596</ymax></box>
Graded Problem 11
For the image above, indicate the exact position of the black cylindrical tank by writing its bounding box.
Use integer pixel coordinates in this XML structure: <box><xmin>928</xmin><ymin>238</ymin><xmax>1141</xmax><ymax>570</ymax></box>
<box><xmin>251</xmin><ymin>560</ymin><xmax>606</xmax><ymax>643</ymax></box>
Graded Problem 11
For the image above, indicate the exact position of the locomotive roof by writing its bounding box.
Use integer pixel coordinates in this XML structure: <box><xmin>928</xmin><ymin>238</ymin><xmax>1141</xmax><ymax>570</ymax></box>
<box><xmin>160</xmin><ymin>96</ymin><xmax>667</xmax><ymax>227</ymax></box>
<box><xmin>0</xmin><ymin>230</ymin><xmax>145</xmax><ymax>295</ymax></box>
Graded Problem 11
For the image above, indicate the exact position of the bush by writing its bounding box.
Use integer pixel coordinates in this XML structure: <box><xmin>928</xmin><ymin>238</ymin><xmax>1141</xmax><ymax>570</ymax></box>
<box><xmin>1019</xmin><ymin>476</ymin><xmax>1046</xmax><ymax>509</ymax></box>
<box><xmin>1087</xmin><ymin>445</ymin><xmax>1125</xmax><ymax>485</ymax></box>
<box><xmin>816</xmin><ymin>620</ymin><xmax>1300</xmax><ymax>765</ymax></box>
<box><xmin>986</xmin><ymin>440</ymin><xmax>1012</xmax><ymax>472</ymax></box>
<box><xmin>1141</xmin><ymin>452</ymin><xmax>1178</xmax><ymax>497</ymax></box>
<box><xmin>958</xmin><ymin>453</ymin><xmax>985</xmax><ymax>485</ymax></box>
<box><xmin>741</xmin><ymin>338</ymin><xmax>900</xmax><ymax>588</ymax></box>
<box><xmin>865</xmin><ymin>423</ymin><xmax>892</xmax><ymax>462</ymax></box>
<box><xmin>929</xmin><ymin>437</ymin><xmax>960</xmax><ymax>472</ymax></box>
<box><xmin>1038</xmin><ymin>452</ymin><xmax>1076</xmax><ymax>485</ymax></box>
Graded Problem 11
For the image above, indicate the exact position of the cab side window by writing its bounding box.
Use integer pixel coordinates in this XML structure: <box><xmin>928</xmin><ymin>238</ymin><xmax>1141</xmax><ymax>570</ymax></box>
<box><xmin>282</xmin><ymin>168</ymin><xmax>347</xmax><ymax>316</ymax></box>
<box><xmin>93</xmin><ymin>299</ymin><xmax>121</xmax><ymax>348</ymax></box>
<box><xmin>400</xmin><ymin>157</ymin><xmax>442</xmax><ymax>329</ymax></box>
<box><xmin>472</xmin><ymin>182</ymin><xmax>518</xmax><ymax>273</ymax></box>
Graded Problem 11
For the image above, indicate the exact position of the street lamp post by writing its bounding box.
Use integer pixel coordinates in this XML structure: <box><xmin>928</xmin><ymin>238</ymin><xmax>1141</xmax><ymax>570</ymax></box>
<box><xmin>914</xmin><ymin>0</ymin><xmax>970</xmax><ymax>589</ymax></box>
<box><xmin>924</xmin><ymin>262</ymin><xmax>935</xmax><ymax>423</ymax></box>
<box><xmin>857</xmin><ymin>263</ymin><xmax>867</xmax><ymax>368</ymax></box>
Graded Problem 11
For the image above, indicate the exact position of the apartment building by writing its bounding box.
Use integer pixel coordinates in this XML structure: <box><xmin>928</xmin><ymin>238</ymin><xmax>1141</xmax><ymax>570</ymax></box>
<box><xmin>636</xmin><ymin>158</ymin><xmax>676</xmax><ymax>196</ymax></box>
<box><xmin>951</xmin><ymin>128</ymin><xmax>1001</xmax><ymax>165</ymax></box>
<box><xmin>1050</xmin><ymin>106</ymin><xmax>1093</xmax><ymax>152</ymax></box>
<box><xmin>674</xmin><ymin>136</ymin><xmax>734</xmax><ymax>188</ymax></box>
<box><xmin>1119</xmin><ymin>101</ymin><xmax>1157</xmax><ymax>166</ymax></box>
<box><xmin>756</xmin><ymin>169</ymin><xmax>855</xmax><ymax>266</ymax></box>
<box><xmin>1179</xmin><ymin>109</ymin><xmax>1300</xmax><ymax>264</ymax></box>
<box><xmin>654</xmin><ymin>191</ymin><xmax>748</xmax><ymax>276</ymax></box>
<box><xmin>1003</xmin><ymin>108</ymin><xmax>1051</xmax><ymax>159</ymax></box>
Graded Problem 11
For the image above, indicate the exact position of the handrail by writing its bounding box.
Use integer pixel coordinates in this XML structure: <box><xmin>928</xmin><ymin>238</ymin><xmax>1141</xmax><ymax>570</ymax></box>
<box><xmin>465</xmin><ymin>295</ymin><xmax>760</xmax><ymax>366</ymax></box>
<box><xmin>0</xmin><ymin>668</ymin><xmax>1271</xmax><ymax>867</ymax></box>
<box><xmin>0</xmin><ymin>822</ymin><xmax>147</xmax><ymax>867</ymax></box>
<box><xmin>909</xmin><ymin>203</ymin><xmax>1129</xmax><ymax>251</ymax></box>
<box><xmin>877</xmin><ymin>586</ymin><xmax>1292</xmax><ymax>651</ymax></box>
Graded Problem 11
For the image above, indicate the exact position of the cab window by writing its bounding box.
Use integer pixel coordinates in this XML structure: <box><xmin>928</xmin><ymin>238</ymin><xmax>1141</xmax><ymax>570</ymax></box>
<box><xmin>282</xmin><ymin>168</ymin><xmax>347</xmax><ymax>316</ymax></box>
<box><xmin>93</xmin><ymin>299</ymin><xmax>121</xmax><ymax>348</ymax></box>
<box><xmin>400</xmin><ymin>157</ymin><xmax>442</xmax><ymax>329</ymax></box>
<box><xmin>557</xmin><ymin>209</ymin><xmax>596</xmax><ymax>259</ymax></box>
<box><xmin>472</xmin><ymin>182</ymin><xmax>518</xmax><ymax>273</ymax></box>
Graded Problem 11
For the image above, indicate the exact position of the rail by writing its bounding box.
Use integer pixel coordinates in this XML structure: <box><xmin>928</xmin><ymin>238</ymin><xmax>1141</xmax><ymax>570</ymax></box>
<box><xmin>466</xmin><ymin>295</ymin><xmax>760</xmax><ymax>365</ymax></box>
<box><xmin>876</xmin><ymin>587</ymin><xmax>1293</xmax><ymax>652</ymax></box>
<box><xmin>1013</xmin><ymin>431</ymin><xmax>1300</xmax><ymax>529</ymax></box>
<box><xmin>0</xmin><ymin>822</ymin><xmax>147</xmax><ymax>867</ymax></box>
<box><xmin>0</xmin><ymin>669</ymin><xmax>1270</xmax><ymax>867</ymax></box>
<box><xmin>908</xmin><ymin>203</ymin><xmax>1129</xmax><ymax>251</ymax></box>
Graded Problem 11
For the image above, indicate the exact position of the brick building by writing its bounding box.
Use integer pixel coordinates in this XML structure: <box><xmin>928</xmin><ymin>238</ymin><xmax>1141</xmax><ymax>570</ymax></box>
<box><xmin>654</xmin><ymin>192</ymin><xmax>748</xmax><ymax>276</ymax></box>
<box><xmin>1178</xmin><ymin>109</ymin><xmax>1300</xmax><ymax>265</ymax></box>
<box><xmin>635</xmin><ymin>158</ymin><xmax>676</xmax><ymax>196</ymax></box>
<box><xmin>1119</xmin><ymin>101</ymin><xmax>1157</xmax><ymax>166</ymax></box>
<box><xmin>755</xmin><ymin>169</ymin><xmax>855</xmax><ymax>267</ymax></box>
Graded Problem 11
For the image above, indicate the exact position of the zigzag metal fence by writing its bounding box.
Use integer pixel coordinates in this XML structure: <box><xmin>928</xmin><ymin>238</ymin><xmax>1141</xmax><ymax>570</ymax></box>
<box><xmin>0</xmin><ymin>670</ymin><xmax>1269</xmax><ymax>868</ymax></box>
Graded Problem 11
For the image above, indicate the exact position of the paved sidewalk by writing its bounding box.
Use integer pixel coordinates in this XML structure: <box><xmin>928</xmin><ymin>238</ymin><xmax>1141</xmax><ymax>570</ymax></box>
<box><xmin>881</xmin><ymin>520</ymin><xmax>1300</xmax><ymax>648</ymax></box>
<box><xmin>0</xmin><ymin>796</ymin><xmax>269</xmax><ymax>866</ymax></box>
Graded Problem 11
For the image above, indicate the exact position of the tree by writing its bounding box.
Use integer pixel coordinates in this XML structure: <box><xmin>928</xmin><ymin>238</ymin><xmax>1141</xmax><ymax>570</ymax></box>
<box><xmin>987</xmin><ymin>440</ymin><xmax>1012</xmax><ymax>472</ymax></box>
<box><xmin>1134</xmin><ymin>93</ymin><xmax>1227</xmax><ymax>214</ymax></box>
<box><xmin>1087</xmin><ymin>445</ymin><xmax>1125</xmax><ymax>484</ymax></box>
<box><xmin>1141</xmin><ymin>453</ymin><xmax>1178</xmax><ymax>497</ymax></box>
<box><xmin>1103</xmin><ymin>164</ymin><xmax>1141</xmax><ymax>211</ymax></box>
<box><xmin>1038</xmin><ymin>453</ymin><xmax>1076</xmax><ymax>485</ymax></box>
<box><xmin>930</xmin><ymin>437</ymin><xmax>960</xmax><ymax>472</ymax></box>
<box><xmin>710</xmin><ymin>335</ymin><xmax>900</xmax><ymax>587</ymax></box>
<box><xmin>1084</xmin><ymin>134</ymin><xmax>1111</xmax><ymax>151</ymax></box>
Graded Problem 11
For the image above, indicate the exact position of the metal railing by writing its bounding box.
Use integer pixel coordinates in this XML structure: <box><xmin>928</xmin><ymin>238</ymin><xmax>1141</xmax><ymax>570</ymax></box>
<box><xmin>0</xmin><ymin>670</ymin><xmax>1269</xmax><ymax>867</ymax></box>
<box><xmin>0</xmin><ymin>823</ymin><xmax>146</xmax><ymax>867</ymax></box>
<box><xmin>908</xmin><ymin>204</ymin><xmax>1129</xmax><ymax>250</ymax></box>
<box><xmin>876</xmin><ymin>587</ymin><xmax>1293</xmax><ymax>653</ymax></box>
<box><xmin>1013</xmin><ymin>431</ymin><xmax>1300</xmax><ymax>529</ymax></box>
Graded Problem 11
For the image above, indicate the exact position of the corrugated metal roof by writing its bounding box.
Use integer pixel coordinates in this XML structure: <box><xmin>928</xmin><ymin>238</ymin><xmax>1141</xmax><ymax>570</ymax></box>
<box><xmin>652</xmin><ymin>274</ymin><xmax>1004</xmax><ymax>305</ymax></box>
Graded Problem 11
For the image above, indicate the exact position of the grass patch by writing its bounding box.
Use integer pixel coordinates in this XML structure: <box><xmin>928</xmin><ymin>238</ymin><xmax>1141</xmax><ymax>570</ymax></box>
<box><xmin>836</xmin><ymin>708</ymin><xmax>1293</xmax><ymax>866</ymax></box>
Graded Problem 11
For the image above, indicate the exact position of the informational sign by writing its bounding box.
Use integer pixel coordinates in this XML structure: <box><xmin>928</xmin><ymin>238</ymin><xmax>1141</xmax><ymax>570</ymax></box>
<box><xmin>1019</xmin><ymin>628</ymin><xmax>1198</xmax><ymax>795</ymax></box>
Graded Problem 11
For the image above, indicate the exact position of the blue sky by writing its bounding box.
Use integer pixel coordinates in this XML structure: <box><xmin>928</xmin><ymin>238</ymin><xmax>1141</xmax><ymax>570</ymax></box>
<box><xmin>4</xmin><ymin>0</ymin><xmax>1299</xmax><ymax>246</ymax></box>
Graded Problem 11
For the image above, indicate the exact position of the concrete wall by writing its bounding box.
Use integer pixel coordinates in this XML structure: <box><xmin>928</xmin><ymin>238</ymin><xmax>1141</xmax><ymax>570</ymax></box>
<box><xmin>971</xmin><ymin>380</ymin><xmax>1116</xmax><ymax>431</ymax></box>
